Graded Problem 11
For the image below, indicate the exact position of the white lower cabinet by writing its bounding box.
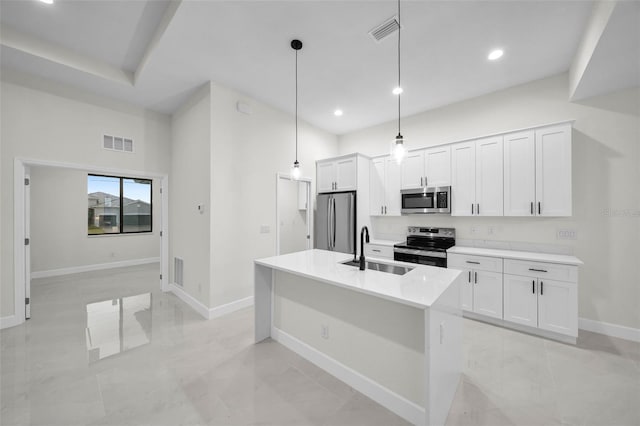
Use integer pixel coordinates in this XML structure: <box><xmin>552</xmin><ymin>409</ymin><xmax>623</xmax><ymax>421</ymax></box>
<box><xmin>450</xmin><ymin>251</ymin><xmax>579</xmax><ymax>341</ymax></box>
<box><xmin>448</xmin><ymin>254</ymin><xmax>503</xmax><ymax>320</ymax></box>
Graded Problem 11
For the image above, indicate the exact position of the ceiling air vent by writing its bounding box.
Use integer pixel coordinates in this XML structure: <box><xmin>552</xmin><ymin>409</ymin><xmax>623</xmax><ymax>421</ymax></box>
<box><xmin>103</xmin><ymin>134</ymin><xmax>134</xmax><ymax>153</ymax></box>
<box><xmin>369</xmin><ymin>15</ymin><xmax>399</xmax><ymax>42</ymax></box>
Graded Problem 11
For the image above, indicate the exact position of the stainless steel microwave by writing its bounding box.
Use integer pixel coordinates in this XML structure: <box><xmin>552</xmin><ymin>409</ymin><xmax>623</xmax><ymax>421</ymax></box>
<box><xmin>401</xmin><ymin>186</ymin><xmax>451</xmax><ymax>214</ymax></box>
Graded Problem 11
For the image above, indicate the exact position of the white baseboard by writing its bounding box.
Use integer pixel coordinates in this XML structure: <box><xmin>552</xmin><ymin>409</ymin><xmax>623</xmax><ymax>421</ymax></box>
<box><xmin>167</xmin><ymin>282</ymin><xmax>210</xmax><ymax>319</ymax></box>
<box><xmin>167</xmin><ymin>284</ymin><xmax>254</xmax><ymax>321</ymax></box>
<box><xmin>0</xmin><ymin>315</ymin><xmax>21</xmax><ymax>330</ymax></box>
<box><xmin>579</xmin><ymin>317</ymin><xmax>640</xmax><ymax>343</ymax></box>
<box><xmin>31</xmin><ymin>257</ymin><xmax>160</xmax><ymax>279</ymax></box>
<box><xmin>271</xmin><ymin>327</ymin><xmax>425</xmax><ymax>426</ymax></box>
<box><xmin>209</xmin><ymin>296</ymin><xmax>254</xmax><ymax>319</ymax></box>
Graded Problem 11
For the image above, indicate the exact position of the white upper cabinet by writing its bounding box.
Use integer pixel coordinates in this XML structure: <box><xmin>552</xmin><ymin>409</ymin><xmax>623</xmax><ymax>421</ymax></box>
<box><xmin>451</xmin><ymin>141</ymin><xmax>476</xmax><ymax>216</ymax></box>
<box><xmin>451</xmin><ymin>137</ymin><xmax>503</xmax><ymax>216</ymax></box>
<box><xmin>535</xmin><ymin>124</ymin><xmax>572</xmax><ymax>216</ymax></box>
<box><xmin>401</xmin><ymin>146</ymin><xmax>451</xmax><ymax>190</ymax></box>
<box><xmin>475</xmin><ymin>136</ymin><xmax>504</xmax><ymax>216</ymax></box>
<box><xmin>504</xmin><ymin>130</ymin><xmax>536</xmax><ymax>216</ymax></box>
<box><xmin>317</xmin><ymin>156</ymin><xmax>357</xmax><ymax>192</ymax></box>
<box><xmin>400</xmin><ymin>150</ymin><xmax>425</xmax><ymax>189</ymax></box>
<box><xmin>424</xmin><ymin>145</ymin><xmax>451</xmax><ymax>187</ymax></box>
<box><xmin>370</xmin><ymin>156</ymin><xmax>401</xmax><ymax>216</ymax></box>
<box><xmin>504</xmin><ymin>123</ymin><xmax>572</xmax><ymax>217</ymax></box>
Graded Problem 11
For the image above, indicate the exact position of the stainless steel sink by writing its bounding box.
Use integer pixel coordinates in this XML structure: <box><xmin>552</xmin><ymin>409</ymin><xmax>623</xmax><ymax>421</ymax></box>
<box><xmin>341</xmin><ymin>259</ymin><xmax>414</xmax><ymax>276</ymax></box>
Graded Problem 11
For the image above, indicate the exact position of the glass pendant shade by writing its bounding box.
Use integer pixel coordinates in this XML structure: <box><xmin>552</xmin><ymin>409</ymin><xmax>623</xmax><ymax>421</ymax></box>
<box><xmin>291</xmin><ymin>161</ymin><xmax>301</xmax><ymax>180</ymax></box>
<box><xmin>391</xmin><ymin>134</ymin><xmax>406</xmax><ymax>164</ymax></box>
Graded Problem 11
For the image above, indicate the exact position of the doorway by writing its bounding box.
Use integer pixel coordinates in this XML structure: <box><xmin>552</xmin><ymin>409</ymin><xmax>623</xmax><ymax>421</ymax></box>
<box><xmin>276</xmin><ymin>173</ymin><xmax>311</xmax><ymax>255</ymax></box>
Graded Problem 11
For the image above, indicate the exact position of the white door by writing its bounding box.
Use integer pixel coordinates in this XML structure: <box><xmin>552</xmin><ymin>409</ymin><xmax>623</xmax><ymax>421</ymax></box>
<box><xmin>451</xmin><ymin>141</ymin><xmax>476</xmax><ymax>216</ymax></box>
<box><xmin>424</xmin><ymin>146</ymin><xmax>451</xmax><ymax>187</ymax></box>
<box><xmin>538</xmin><ymin>278</ymin><xmax>578</xmax><ymax>336</ymax></box>
<box><xmin>336</xmin><ymin>157</ymin><xmax>357</xmax><ymax>191</ymax></box>
<box><xmin>475</xmin><ymin>136</ymin><xmax>503</xmax><ymax>216</ymax></box>
<box><xmin>317</xmin><ymin>161</ymin><xmax>335</xmax><ymax>193</ymax></box>
<box><xmin>503</xmin><ymin>274</ymin><xmax>537</xmax><ymax>327</ymax></box>
<box><xmin>400</xmin><ymin>150</ymin><xmax>425</xmax><ymax>189</ymax></box>
<box><xmin>460</xmin><ymin>268</ymin><xmax>474</xmax><ymax>311</ymax></box>
<box><xmin>370</xmin><ymin>158</ymin><xmax>385</xmax><ymax>216</ymax></box>
<box><xmin>472</xmin><ymin>270</ymin><xmax>503</xmax><ymax>319</ymax></box>
<box><xmin>384</xmin><ymin>157</ymin><xmax>402</xmax><ymax>216</ymax></box>
<box><xmin>25</xmin><ymin>173</ymin><xmax>31</xmax><ymax>320</ymax></box>
<box><xmin>504</xmin><ymin>131</ymin><xmax>536</xmax><ymax>216</ymax></box>
<box><xmin>535</xmin><ymin>124</ymin><xmax>572</xmax><ymax>216</ymax></box>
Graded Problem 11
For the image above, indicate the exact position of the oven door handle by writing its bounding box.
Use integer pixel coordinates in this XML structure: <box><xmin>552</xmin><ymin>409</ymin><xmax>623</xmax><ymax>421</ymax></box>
<box><xmin>393</xmin><ymin>248</ymin><xmax>447</xmax><ymax>258</ymax></box>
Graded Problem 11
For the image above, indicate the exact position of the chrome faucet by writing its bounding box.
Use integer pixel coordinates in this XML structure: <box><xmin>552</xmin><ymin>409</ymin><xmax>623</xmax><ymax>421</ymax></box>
<box><xmin>359</xmin><ymin>226</ymin><xmax>370</xmax><ymax>270</ymax></box>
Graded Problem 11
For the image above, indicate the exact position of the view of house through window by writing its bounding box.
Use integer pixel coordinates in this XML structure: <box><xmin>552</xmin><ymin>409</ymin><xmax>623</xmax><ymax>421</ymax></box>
<box><xmin>88</xmin><ymin>174</ymin><xmax>152</xmax><ymax>235</ymax></box>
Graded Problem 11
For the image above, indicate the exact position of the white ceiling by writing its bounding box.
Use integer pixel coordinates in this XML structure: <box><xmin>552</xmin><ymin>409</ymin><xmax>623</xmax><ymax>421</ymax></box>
<box><xmin>1</xmin><ymin>0</ymin><xmax>635</xmax><ymax>135</ymax></box>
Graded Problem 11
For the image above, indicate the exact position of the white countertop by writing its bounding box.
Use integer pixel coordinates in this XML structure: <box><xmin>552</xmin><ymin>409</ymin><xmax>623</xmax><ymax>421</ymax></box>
<box><xmin>448</xmin><ymin>246</ymin><xmax>583</xmax><ymax>266</ymax></box>
<box><xmin>255</xmin><ymin>249</ymin><xmax>461</xmax><ymax>309</ymax></box>
<box><xmin>367</xmin><ymin>239</ymin><xmax>401</xmax><ymax>247</ymax></box>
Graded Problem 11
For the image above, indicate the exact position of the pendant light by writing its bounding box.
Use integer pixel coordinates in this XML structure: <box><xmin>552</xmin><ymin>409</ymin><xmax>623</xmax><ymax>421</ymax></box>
<box><xmin>391</xmin><ymin>0</ymin><xmax>406</xmax><ymax>164</ymax></box>
<box><xmin>290</xmin><ymin>39</ymin><xmax>303</xmax><ymax>180</ymax></box>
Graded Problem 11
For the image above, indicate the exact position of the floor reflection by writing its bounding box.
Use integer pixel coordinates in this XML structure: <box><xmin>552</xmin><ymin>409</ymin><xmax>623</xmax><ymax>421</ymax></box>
<box><xmin>85</xmin><ymin>293</ymin><xmax>152</xmax><ymax>362</ymax></box>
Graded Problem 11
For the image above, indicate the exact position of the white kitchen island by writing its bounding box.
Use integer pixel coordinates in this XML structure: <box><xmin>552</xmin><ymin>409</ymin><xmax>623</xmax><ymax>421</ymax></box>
<box><xmin>254</xmin><ymin>249</ymin><xmax>464</xmax><ymax>426</ymax></box>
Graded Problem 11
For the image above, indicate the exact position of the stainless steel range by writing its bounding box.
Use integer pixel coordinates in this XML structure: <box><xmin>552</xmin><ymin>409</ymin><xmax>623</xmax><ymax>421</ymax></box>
<box><xmin>393</xmin><ymin>227</ymin><xmax>455</xmax><ymax>267</ymax></box>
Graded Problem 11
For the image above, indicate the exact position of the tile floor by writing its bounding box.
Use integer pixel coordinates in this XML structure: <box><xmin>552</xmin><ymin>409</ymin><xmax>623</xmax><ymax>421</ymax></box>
<box><xmin>1</xmin><ymin>264</ymin><xmax>638</xmax><ymax>426</ymax></box>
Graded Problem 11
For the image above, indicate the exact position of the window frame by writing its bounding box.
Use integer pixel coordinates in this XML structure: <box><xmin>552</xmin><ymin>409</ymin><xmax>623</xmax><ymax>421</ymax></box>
<box><xmin>87</xmin><ymin>173</ymin><xmax>153</xmax><ymax>236</ymax></box>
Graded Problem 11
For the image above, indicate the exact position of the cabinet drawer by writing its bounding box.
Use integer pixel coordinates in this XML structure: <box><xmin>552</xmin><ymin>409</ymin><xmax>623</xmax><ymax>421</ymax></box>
<box><xmin>448</xmin><ymin>253</ymin><xmax>503</xmax><ymax>273</ymax></box>
<box><xmin>365</xmin><ymin>244</ymin><xmax>394</xmax><ymax>260</ymax></box>
<box><xmin>504</xmin><ymin>259</ymin><xmax>577</xmax><ymax>283</ymax></box>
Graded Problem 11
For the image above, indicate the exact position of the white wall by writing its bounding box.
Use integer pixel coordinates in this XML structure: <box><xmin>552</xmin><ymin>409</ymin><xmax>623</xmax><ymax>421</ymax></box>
<box><xmin>169</xmin><ymin>84</ymin><xmax>212</xmax><ymax>307</ymax></box>
<box><xmin>29</xmin><ymin>167</ymin><xmax>160</xmax><ymax>273</ymax></box>
<box><xmin>209</xmin><ymin>83</ymin><xmax>338</xmax><ymax>309</ymax></box>
<box><xmin>338</xmin><ymin>73</ymin><xmax>640</xmax><ymax>330</ymax></box>
<box><xmin>0</xmin><ymin>75</ymin><xmax>170</xmax><ymax>318</ymax></box>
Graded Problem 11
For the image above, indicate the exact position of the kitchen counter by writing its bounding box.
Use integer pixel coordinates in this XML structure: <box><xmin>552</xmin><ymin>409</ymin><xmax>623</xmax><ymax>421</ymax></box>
<box><xmin>255</xmin><ymin>249</ymin><xmax>462</xmax><ymax>309</ymax></box>
<box><xmin>254</xmin><ymin>249</ymin><xmax>464</xmax><ymax>426</ymax></box>
<box><xmin>367</xmin><ymin>238</ymin><xmax>401</xmax><ymax>246</ymax></box>
<box><xmin>448</xmin><ymin>246</ymin><xmax>583</xmax><ymax>265</ymax></box>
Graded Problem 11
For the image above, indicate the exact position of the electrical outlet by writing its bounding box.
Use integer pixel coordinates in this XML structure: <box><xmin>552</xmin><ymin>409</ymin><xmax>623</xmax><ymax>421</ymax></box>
<box><xmin>260</xmin><ymin>225</ymin><xmax>270</xmax><ymax>234</ymax></box>
<box><xmin>320</xmin><ymin>324</ymin><xmax>329</xmax><ymax>339</ymax></box>
<box><xmin>557</xmin><ymin>229</ymin><xmax>577</xmax><ymax>240</ymax></box>
<box><xmin>440</xmin><ymin>322</ymin><xmax>445</xmax><ymax>344</ymax></box>
<box><xmin>487</xmin><ymin>226</ymin><xmax>495</xmax><ymax>235</ymax></box>
<box><xmin>198</xmin><ymin>283</ymin><xmax>202</xmax><ymax>293</ymax></box>
<box><xmin>470</xmin><ymin>226</ymin><xmax>477</xmax><ymax>235</ymax></box>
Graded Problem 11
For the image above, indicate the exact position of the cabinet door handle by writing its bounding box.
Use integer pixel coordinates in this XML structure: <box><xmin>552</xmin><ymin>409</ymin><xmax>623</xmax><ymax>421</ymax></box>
<box><xmin>471</xmin><ymin>204</ymin><xmax>474</xmax><ymax>215</ymax></box>
<box><xmin>421</xmin><ymin>177</ymin><xmax>424</xmax><ymax>186</ymax></box>
<box><xmin>532</xmin><ymin>280</ymin><xmax>535</xmax><ymax>294</ymax></box>
<box><xmin>372</xmin><ymin>249</ymin><xmax>381</xmax><ymax>253</ymax></box>
<box><xmin>474</xmin><ymin>272</ymin><xmax>478</xmax><ymax>284</ymax></box>
<box><xmin>384</xmin><ymin>206</ymin><xmax>387</xmax><ymax>214</ymax></box>
<box><xmin>540</xmin><ymin>281</ymin><xmax>544</xmax><ymax>295</ymax></box>
<box><xmin>528</xmin><ymin>268</ymin><xmax>547</xmax><ymax>273</ymax></box>
<box><xmin>468</xmin><ymin>271</ymin><xmax>471</xmax><ymax>283</ymax></box>
<box><xmin>466</xmin><ymin>261</ymin><xmax>480</xmax><ymax>264</ymax></box>
<box><xmin>425</xmin><ymin>176</ymin><xmax>428</xmax><ymax>187</ymax></box>
<box><xmin>477</xmin><ymin>203</ymin><xmax>480</xmax><ymax>215</ymax></box>
<box><xmin>538</xmin><ymin>202</ymin><xmax>541</xmax><ymax>215</ymax></box>
<box><xmin>530</xmin><ymin>202</ymin><xmax>534</xmax><ymax>215</ymax></box>
<box><xmin>381</xmin><ymin>206</ymin><xmax>383</xmax><ymax>214</ymax></box>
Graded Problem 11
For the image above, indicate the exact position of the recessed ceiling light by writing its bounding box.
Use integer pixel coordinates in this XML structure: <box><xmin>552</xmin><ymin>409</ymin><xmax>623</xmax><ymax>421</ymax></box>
<box><xmin>40</xmin><ymin>0</ymin><xmax>54</xmax><ymax>4</ymax></box>
<box><xmin>488</xmin><ymin>49</ymin><xmax>504</xmax><ymax>61</ymax></box>
<box><xmin>392</xmin><ymin>87</ymin><xmax>403</xmax><ymax>95</ymax></box>
<box><xmin>334</xmin><ymin>109</ymin><xmax>343</xmax><ymax>117</ymax></box>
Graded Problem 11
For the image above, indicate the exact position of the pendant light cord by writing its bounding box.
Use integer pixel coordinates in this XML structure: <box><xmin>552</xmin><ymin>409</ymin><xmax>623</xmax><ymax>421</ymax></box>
<box><xmin>295</xmin><ymin>48</ymin><xmax>299</xmax><ymax>162</ymax></box>
<box><xmin>397</xmin><ymin>0</ymin><xmax>401</xmax><ymax>136</ymax></box>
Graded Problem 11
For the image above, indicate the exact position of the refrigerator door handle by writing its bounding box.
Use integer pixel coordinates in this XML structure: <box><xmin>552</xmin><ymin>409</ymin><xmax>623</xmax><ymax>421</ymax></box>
<box><xmin>332</xmin><ymin>197</ymin><xmax>337</xmax><ymax>249</ymax></box>
<box><xmin>348</xmin><ymin>193</ymin><xmax>354</xmax><ymax>253</ymax></box>
<box><xmin>327</xmin><ymin>195</ymin><xmax>332</xmax><ymax>250</ymax></box>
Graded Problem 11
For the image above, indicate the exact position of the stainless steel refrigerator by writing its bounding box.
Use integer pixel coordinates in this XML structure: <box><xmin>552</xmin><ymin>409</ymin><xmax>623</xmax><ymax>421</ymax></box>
<box><xmin>315</xmin><ymin>191</ymin><xmax>356</xmax><ymax>254</ymax></box>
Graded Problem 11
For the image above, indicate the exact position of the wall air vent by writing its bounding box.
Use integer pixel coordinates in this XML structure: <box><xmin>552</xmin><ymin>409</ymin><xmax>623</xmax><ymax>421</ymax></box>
<box><xmin>369</xmin><ymin>15</ymin><xmax>399</xmax><ymax>42</ymax></box>
<box><xmin>174</xmin><ymin>257</ymin><xmax>184</xmax><ymax>287</ymax></box>
<box><xmin>103</xmin><ymin>134</ymin><xmax>134</xmax><ymax>153</ymax></box>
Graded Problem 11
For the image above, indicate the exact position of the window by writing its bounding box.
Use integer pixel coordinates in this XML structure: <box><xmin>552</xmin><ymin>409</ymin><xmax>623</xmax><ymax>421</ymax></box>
<box><xmin>87</xmin><ymin>174</ymin><xmax>152</xmax><ymax>235</ymax></box>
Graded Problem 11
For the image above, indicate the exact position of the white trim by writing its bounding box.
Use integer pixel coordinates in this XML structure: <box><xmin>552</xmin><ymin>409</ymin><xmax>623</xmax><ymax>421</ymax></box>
<box><xmin>167</xmin><ymin>282</ymin><xmax>210</xmax><ymax>319</ymax></box>
<box><xmin>209</xmin><ymin>296</ymin><xmax>254</xmax><ymax>319</ymax></box>
<box><xmin>31</xmin><ymin>258</ymin><xmax>160</xmax><ymax>279</ymax></box>
<box><xmin>579</xmin><ymin>317</ymin><xmax>640</xmax><ymax>343</ymax></box>
<box><xmin>270</xmin><ymin>326</ymin><xmax>425</xmax><ymax>426</ymax></box>
<box><xmin>1</xmin><ymin>315</ymin><xmax>21</xmax><ymax>330</ymax></box>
